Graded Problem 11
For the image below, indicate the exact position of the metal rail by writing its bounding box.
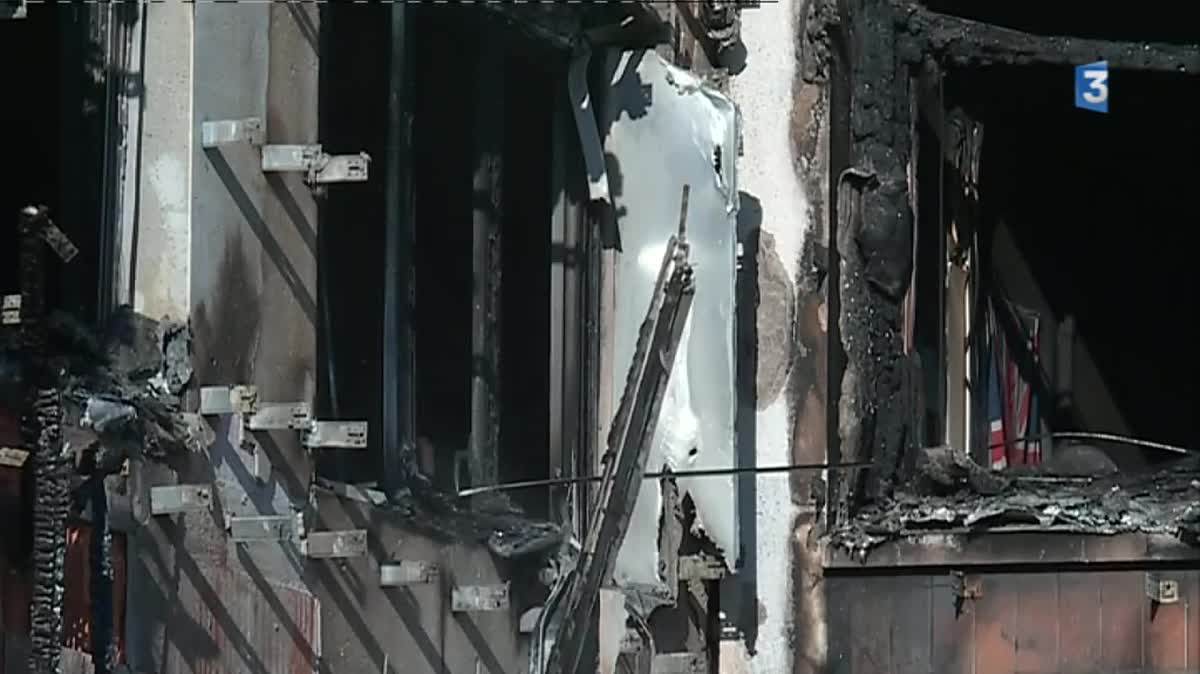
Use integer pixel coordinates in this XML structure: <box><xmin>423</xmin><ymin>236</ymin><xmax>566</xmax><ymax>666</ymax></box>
<box><xmin>457</xmin><ymin>459</ymin><xmax>875</xmax><ymax>498</ymax></box>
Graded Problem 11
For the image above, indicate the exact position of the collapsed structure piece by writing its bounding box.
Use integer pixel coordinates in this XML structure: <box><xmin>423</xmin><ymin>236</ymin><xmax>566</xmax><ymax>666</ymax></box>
<box><xmin>543</xmin><ymin>192</ymin><xmax>696</xmax><ymax>674</ymax></box>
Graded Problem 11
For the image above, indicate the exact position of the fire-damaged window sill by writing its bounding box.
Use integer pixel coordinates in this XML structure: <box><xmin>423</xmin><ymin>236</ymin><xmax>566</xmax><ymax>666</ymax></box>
<box><xmin>821</xmin><ymin>531</ymin><xmax>1200</xmax><ymax>570</ymax></box>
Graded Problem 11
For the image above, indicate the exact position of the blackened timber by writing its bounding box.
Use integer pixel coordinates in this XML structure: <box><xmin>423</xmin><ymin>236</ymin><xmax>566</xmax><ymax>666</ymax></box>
<box><xmin>19</xmin><ymin>207</ymin><xmax>69</xmax><ymax>674</ymax></box>
<box><xmin>90</xmin><ymin>476</ymin><xmax>115</xmax><ymax>674</ymax></box>
<box><xmin>835</xmin><ymin>0</ymin><xmax>914</xmax><ymax>516</ymax></box>
<box><xmin>468</xmin><ymin>35</ymin><xmax>504</xmax><ymax>488</ymax></box>
<box><xmin>382</xmin><ymin>2</ymin><xmax>417</xmax><ymax>490</ymax></box>
<box><xmin>895</xmin><ymin>4</ymin><xmax>1200</xmax><ymax>72</ymax></box>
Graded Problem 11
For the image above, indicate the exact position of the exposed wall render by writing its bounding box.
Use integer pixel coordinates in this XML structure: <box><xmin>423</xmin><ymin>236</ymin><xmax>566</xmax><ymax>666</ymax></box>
<box><xmin>133</xmin><ymin>0</ymin><xmax>193</xmax><ymax>322</ymax></box>
<box><xmin>602</xmin><ymin>51</ymin><xmax>741</xmax><ymax>588</ymax></box>
<box><xmin>728</xmin><ymin>0</ymin><xmax>831</xmax><ymax>669</ymax></box>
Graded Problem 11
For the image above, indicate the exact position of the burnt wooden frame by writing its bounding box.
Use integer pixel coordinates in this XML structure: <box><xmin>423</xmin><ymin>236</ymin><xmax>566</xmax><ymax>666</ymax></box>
<box><xmin>825</xmin><ymin>0</ymin><xmax>1200</xmax><ymax>525</ymax></box>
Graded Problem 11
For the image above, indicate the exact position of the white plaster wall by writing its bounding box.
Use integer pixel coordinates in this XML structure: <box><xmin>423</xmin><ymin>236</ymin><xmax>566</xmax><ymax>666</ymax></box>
<box><xmin>729</xmin><ymin>0</ymin><xmax>809</xmax><ymax>671</ymax></box>
<box><xmin>133</xmin><ymin>1</ymin><xmax>193</xmax><ymax>322</ymax></box>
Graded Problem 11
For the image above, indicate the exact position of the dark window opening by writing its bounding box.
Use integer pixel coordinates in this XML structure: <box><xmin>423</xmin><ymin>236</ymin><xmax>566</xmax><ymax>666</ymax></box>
<box><xmin>317</xmin><ymin>7</ymin><xmax>558</xmax><ymax>518</ymax></box>
<box><xmin>941</xmin><ymin>65</ymin><xmax>1200</xmax><ymax>470</ymax></box>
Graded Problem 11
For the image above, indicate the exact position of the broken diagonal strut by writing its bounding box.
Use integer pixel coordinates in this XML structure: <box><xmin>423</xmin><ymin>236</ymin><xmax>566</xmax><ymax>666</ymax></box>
<box><xmin>548</xmin><ymin>189</ymin><xmax>696</xmax><ymax>674</ymax></box>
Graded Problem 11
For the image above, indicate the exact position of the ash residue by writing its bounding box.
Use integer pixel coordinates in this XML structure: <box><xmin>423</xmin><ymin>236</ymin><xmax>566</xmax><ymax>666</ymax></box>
<box><xmin>828</xmin><ymin>449</ymin><xmax>1200</xmax><ymax>558</ymax></box>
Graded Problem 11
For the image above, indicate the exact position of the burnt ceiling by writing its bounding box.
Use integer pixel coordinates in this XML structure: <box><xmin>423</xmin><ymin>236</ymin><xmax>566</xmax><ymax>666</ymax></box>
<box><xmin>918</xmin><ymin>0</ymin><xmax>1200</xmax><ymax>45</ymax></box>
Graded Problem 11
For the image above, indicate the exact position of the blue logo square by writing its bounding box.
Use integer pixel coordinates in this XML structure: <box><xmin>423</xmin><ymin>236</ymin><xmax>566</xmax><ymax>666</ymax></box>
<box><xmin>1075</xmin><ymin>61</ymin><xmax>1109</xmax><ymax>113</ymax></box>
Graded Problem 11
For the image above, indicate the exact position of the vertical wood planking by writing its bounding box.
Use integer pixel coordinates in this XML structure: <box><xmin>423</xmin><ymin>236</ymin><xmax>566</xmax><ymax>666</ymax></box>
<box><xmin>930</xmin><ymin>574</ymin><xmax>974</xmax><ymax>674</ymax></box>
<box><xmin>1185</xmin><ymin>570</ymin><xmax>1200</xmax><ymax>671</ymax></box>
<box><xmin>1056</xmin><ymin>570</ymin><xmax>1101</xmax><ymax>671</ymax></box>
<box><xmin>1098</xmin><ymin>571</ymin><xmax>1143</xmax><ymax>670</ymax></box>
<box><xmin>849</xmin><ymin>577</ymin><xmax>892</xmax><ymax>674</ymax></box>
<box><xmin>973</xmin><ymin>573</ymin><xmax>1018</xmax><ymax>674</ymax></box>
<box><xmin>891</xmin><ymin>576</ymin><xmax>933</xmax><ymax>674</ymax></box>
<box><xmin>1146</xmin><ymin>571</ymin><xmax>1189</xmax><ymax>671</ymax></box>
<box><xmin>1013</xmin><ymin>572</ymin><xmax>1058</xmax><ymax>671</ymax></box>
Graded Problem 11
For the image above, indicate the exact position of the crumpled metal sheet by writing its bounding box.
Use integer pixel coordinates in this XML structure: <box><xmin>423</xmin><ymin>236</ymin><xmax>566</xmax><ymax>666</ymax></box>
<box><xmin>602</xmin><ymin>49</ymin><xmax>741</xmax><ymax>586</ymax></box>
<box><xmin>829</xmin><ymin>455</ymin><xmax>1200</xmax><ymax>557</ymax></box>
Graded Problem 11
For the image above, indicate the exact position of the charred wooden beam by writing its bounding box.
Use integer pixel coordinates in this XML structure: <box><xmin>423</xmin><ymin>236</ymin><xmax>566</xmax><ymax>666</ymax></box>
<box><xmin>895</xmin><ymin>4</ymin><xmax>1200</xmax><ymax>73</ymax></box>
<box><xmin>832</xmin><ymin>0</ymin><xmax>915</xmax><ymax>517</ymax></box>
<box><xmin>468</xmin><ymin>36</ymin><xmax>505</xmax><ymax>489</ymax></box>
<box><xmin>89</xmin><ymin>475</ymin><xmax>114</xmax><ymax>674</ymax></box>
<box><xmin>18</xmin><ymin>207</ymin><xmax>69</xmax><ymax>674</ymax></box>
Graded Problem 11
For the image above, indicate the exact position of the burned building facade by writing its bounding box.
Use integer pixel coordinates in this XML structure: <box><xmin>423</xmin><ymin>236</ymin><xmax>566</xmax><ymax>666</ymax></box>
<box><xmin>1</xmin><ymin>0</ymin><xmax>1198</xmax><ymax>673</ymax></box>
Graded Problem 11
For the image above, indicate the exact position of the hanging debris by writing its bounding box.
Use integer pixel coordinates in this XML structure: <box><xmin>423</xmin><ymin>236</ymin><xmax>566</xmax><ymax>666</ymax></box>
<box><xmin>830</xmin><ymin>448</ymin><xmax>1200</xmax><ymax>558</ymax></box>
<box><xmin>3</xmin><ymin>206</ymin><xmax>198</xmax><ymax>674</ymax></box>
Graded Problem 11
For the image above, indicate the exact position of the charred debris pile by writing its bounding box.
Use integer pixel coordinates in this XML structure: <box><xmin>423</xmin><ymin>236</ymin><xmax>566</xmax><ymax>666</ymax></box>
<box><xmin>830</xmin><ymin>445</ymin><xmax>1200</xmax><ymax>557</ymax></box>
<box><xmin>2</xmin><ymin>205</ymin><xmax>203</xmax><ymax>674</ymax></box>
<box><xmin>0</xmin><ymin>306</ymin><xmax>205</xmax><ymax>473</ymax></box>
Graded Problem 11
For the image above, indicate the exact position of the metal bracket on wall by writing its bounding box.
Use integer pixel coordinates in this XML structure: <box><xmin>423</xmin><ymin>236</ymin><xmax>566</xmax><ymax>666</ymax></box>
<box><xmin>201</xmin><ymin>118</ymin><xmax>265</xmax><ymax>149</ymax></box>
<box><xmin>226</xmin><ymin>514</ymin><xmax>299</xmax><ymax>542</ymax></box>
<box><xmin>451</xmin><ymin>584</ymin><xmax>511</xmax><ymax>612</ymax></box>
<box><xmin>0</xmin><ymin>0</ymin><xmax>26</xmax><ymax>20</ymax></box>
<box><xmin>650</xmin><ymin>653</ymin><xmax>707</xmax><ymax>674</ymax></box>
<box><xmin>0</xmin><ymin>447</ymin><xmax>30</xmax><ymax>468</ymax></box>
<box><xmin>261</xmin><ymin>144</ymin><xmax>370</xmax><ymax>184</ymax></box>
<box><xmin>380</xmin><ymin>560</ymin><xmax>439</xmax><ymax>586</ymax></box>
<box><xmin>2</xmin><ymin>294</ymin><xmax>20</xmax><ymax>325</ymax></box>
<box><xmin>302</xmin><ymin>530</ymin><xmax>368</xmax><ymax>559</ymax></box>
<box><xmin>150</xmin><ymin>485</ymin><xmax>213</xmax><ymax>515</ymax></box>
<box><xmin>678</xmin><ymin>554</ymin><xmax>726</xmax><ymax>581</ymax></box>
<box><xmin>302</xmin><ymin>421</ymin><xmax>369</xmax><ymax>449</ymax></box>
<box><xmin>1145</xmin><ymin>572</ymin><xmax>1180</xmax><ymax>604</ymax></box>
<box><xmin>200</xmin><ymin>385</ymin><xmax>368</xmax><ymax>448</ymax></box>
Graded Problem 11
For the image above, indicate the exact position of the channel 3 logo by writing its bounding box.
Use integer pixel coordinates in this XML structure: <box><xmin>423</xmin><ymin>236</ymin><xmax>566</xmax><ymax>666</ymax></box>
<box><xmin>1075</xmin><ymin>61</ymin><xmax>1109</xmax><ymax>113</ymax></box>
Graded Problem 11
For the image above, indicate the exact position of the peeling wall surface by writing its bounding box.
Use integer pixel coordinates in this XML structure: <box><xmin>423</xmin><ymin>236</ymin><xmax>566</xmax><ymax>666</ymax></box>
<box><xmin>728</xmin><ymin>0</ymin><xmax>823</xmax><ymax>671</ymax></box>
<box><xmin>603</xmin><ymin>50</ymin><xmax>741</xmax><ymax>586</ymax></box>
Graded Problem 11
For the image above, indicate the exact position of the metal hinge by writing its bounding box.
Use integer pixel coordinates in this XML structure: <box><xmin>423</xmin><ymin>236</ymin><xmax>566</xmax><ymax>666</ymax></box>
<box><xmin>227</xmin><ymin>514</ymin><xmax>299</xmax><ymax>542</ymax></box>
<box><xmin>651</xmin><ymin>653</ymin><xmax>707</xmax><ymax>674</ymax></box>
<box><xmin>451</xmin><ymin>584</ymin><xmax>510</xmax><ymax>612</ymax></box>
<box><xmin>678</xmin><ymin>554</ymin><xmax>726</xmax><ymax>581</ymax></box>
<box><xmin>1146</xmin><ymin>572</ymin><xmax>1180</xmax><ymax>604</ymax></box>
<box><xmin>380</xmin><ymin>560</ymin><xmax>439</xmax><ymax>586</ymax></box>
<box><xmin>261</xmin><ymin>144</ymin><xmax>370</xmax><ymax>184</ymax></box>
<box><xmin>201</xmin><ymin>118</ymin><xmax>265</xmax><ymax>148</ymax></box>
<box><xmin>1</xmin><ymin>294</ymin><xmax>19</xmax><ymax>325</ymax></box>
<box><xmin>150</xmin><ymin>484</ymin><xmax>213</xmax><ymax>515</ymax></box>
<box><xmin>302</xmin><ymin>529</ymin><xmax>368</xmax><ymax>559</ymax></box>
<box><xmin>0</xmin><ymin>0</ymin><xmax>26</xmax><ymax>20</ymax></box>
